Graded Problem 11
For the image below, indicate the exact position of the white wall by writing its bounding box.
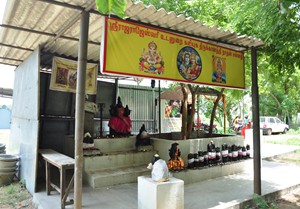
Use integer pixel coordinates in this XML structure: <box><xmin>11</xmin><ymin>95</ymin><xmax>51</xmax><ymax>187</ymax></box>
<box><xmin>9</xmin><ymin>47</ymin><xmax>40</xmax><ymax>194</ymax></box>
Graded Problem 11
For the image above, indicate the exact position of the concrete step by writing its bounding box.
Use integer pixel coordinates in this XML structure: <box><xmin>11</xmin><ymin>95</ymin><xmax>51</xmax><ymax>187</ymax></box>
<box><xmin>84</xmin><ymin>165</ymin><xmax>150</xmax><ymax>188</ymax></box>
<box><xmin>83</xmin><ymin>150</ymin><xmax>157</xmax><ymax>172</ymax></box>
<box><xmin>93</xmin><ymin>136</ymin><xmax>136</xmax><ymax>153</ymax></box>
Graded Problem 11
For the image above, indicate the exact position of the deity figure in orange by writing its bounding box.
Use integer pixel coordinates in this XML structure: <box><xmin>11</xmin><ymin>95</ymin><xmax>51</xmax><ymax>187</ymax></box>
<box><xmin>139</xmin><ymin>41</ymin><xmax>164</xmax><ymax>74</ymax></box>
<box><xmin>167</xmin><ymin>143</ymin><xmax>185</xmax><ymax>171</ymax></box>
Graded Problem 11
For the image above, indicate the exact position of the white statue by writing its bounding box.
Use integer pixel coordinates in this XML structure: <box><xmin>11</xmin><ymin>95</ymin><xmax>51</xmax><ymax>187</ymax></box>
<box><xmin>147</xmin><ymin>154</ymin><xmax>169</xmax><ymax>182</ymax></box>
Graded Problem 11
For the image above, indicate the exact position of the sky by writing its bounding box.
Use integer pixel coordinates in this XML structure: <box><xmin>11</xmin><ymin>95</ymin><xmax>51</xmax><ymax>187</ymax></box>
<box><xmin>0</xmin><ymin>0</ymin><xmax>14</xmax><ymax>89</ymax></box>
<box><xmin>0</xmin><ymin>0</ymin><xmax>15</xmax><ymax>105</ymax></box>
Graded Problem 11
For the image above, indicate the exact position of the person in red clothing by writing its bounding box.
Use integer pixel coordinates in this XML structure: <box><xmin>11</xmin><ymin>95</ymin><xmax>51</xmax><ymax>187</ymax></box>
<box><xmin>241</xmin><ymin>121</ymin><xmax>252</xmax><ymax>138</ymax></box>
<box><xmin>108</xmin><ymin>97</ymin><xmax>132</xmax><ymax>137</ymax></box>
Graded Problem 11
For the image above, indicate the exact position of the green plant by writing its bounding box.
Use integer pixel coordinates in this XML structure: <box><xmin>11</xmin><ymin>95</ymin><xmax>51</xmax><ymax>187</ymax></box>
<box><xmin>0</xmin><ymin>181</ymin><xmax>32</xmax><ymax>208</ymax></box>
<box><xmin>5</xmin><ymin>184</ymin><xmax>16</xmax><ymax>194</ymax></box>
<box><xmin>287</xmin><ymin>128</ymin><xmax>300</xmax><ymax>135</ymax></box>
<box><xmin>265</xmin><ymin>136</ymin><xmax>300</xmax><ymax>146</ymax></box>
<box><xmin>245</xmin><ymin>194</ymin><xmax>277</xmax><ymax>209</ymax></box>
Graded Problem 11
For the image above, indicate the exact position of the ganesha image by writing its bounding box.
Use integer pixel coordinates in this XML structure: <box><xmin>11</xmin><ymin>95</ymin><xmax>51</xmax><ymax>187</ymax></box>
<box><xmin>139</xmin><ymin>41</ymin><xmax>164</xmax><ymax>74</ymax></box>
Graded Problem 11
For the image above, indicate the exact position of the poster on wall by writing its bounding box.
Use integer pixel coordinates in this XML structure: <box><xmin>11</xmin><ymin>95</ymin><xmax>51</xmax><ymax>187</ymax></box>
<box><xmin>50</xmin><ymin>56</ymin><xmax>98</xmax><ymax>94</ymax></box>
<box><xmin>100</xmin><ymin>17</ymin><xmax>245</xmax><ymax>89</ymax></box>
<box><xmin>165</xmin><ymin>100</ymin><xmax>181</xmax><ymax>118</ymax></box>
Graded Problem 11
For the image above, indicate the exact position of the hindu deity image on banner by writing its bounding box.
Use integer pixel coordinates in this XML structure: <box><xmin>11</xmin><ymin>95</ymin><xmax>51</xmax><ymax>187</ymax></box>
<box><xmin>139</xmin><ymin>41</ymin><xmax>164</xmax><ymax>74</ymax></box>
<box><xmin>212</xmin><ymin>56</ymin><xmax>226</xmax><ymax>84</ymax></box>
<box><xmin>177</xmin><ymin>46</ymin><xmax>202</xmax><ymax>81</ymax></box>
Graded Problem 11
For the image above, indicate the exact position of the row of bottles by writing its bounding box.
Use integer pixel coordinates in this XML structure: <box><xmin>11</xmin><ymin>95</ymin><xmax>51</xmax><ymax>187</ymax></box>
<box><xmin>187</xmin><ymin>141</ymin><xmax>251</xmax><ymax>169</ymax></box>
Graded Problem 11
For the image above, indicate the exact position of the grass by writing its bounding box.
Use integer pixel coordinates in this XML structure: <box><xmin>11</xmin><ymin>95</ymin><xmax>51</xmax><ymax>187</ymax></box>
<box><xmin>244</xmin><ymin>193</ymin><xmax>278</xmax><ymax>209</ymax></box>
<box><xmin>287</xmin><ymin>127</ymin><xmax>300</xmax><ymax>135</ymax></box>
<box><xmin>264</xmin><ymin>134</ymin><xmax>300</xmax><ymax>146</ymax></box>
<box><xmin>0</xmin><ymin>181</ymin><xmax>33</xmax><ymax>208</ymax></box>
<box><xmin>0</xmin><ymin>130</ymin><xmax>35</xmax><ymax>209</ymax></box>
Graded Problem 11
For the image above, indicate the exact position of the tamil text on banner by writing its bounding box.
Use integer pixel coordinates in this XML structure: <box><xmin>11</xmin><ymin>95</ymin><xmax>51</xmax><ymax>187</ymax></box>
<box><xmin>50</xmin><ymin>56</ymin><xmax>98</xmax><ymax>94</ymax></box>
<box><xmin>101</xmin><ymin>17</ymin><xmax>245</xmax><ymax>89</ymax></box>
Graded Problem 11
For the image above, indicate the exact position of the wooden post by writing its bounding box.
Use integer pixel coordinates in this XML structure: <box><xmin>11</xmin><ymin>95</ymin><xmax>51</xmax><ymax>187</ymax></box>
<box><xmin>74</xmin><ymin>11</ymin><xmax>89</xmax><ymax>209</ymax></box>
<box><xmin>251</xmin><ymin>47</ymin><xmax>261</xmax><ymax>195</ymax></box>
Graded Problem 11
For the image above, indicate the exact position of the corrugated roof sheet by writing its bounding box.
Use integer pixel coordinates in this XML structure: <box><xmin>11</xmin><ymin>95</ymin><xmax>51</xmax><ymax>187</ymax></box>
<box><xmin>0</xmin><ymin>0</ymin><xmax>264</xmax><ymax>68</ymax></box>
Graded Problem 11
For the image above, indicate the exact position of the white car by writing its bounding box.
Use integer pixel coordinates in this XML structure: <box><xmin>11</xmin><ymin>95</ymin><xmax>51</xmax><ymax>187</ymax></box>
<box><xmin>259</xmin><ymin>116</ymin><xmax>289</xmax><ymax>135</ymax></box>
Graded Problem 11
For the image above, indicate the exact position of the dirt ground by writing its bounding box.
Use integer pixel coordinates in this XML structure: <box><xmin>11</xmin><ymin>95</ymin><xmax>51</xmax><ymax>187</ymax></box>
<box><xmin>275</xmin><ymin>187</ymin><xmax>300</xmax><ymax>208</ymax></box>
<box><xmin>266</xmin><ymin>150</ymin><xmax>300</xmax><ymax>209</ymax></box>
<box><xmin>0</xmin><ymin>182</ymin><xmax>37</xmax><ymax>209</ymax></box>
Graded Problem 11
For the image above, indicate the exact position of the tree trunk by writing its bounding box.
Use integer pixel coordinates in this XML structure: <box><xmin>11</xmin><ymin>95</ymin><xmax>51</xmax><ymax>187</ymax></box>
<box><xmin>181</xmin><ymin>84</ymin><xmax>188</xmax><ymax>140</ymax></box>
<box><xmin>209</xmin><ymin>88</ymin><xmax>225</xmax><ymax>137</ymax></box>
<box><xmin>269</xmin><ymin>92</ymin><xmax>282</xmax><ymax>119</ymax></box>
<box><xmin>187</xmin><ymin>84</ymin><xmax>198</xmax><ymax>139</ymax></box>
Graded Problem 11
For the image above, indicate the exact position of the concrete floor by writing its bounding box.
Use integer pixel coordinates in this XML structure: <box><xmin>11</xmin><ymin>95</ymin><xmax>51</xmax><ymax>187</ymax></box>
<box><xmin>33</xmin><ymin>143</ymin><xmax>300</xmax><ymax>209</ymax></box>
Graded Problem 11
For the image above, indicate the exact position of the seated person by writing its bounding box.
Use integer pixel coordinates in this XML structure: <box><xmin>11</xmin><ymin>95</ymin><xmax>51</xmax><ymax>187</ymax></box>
<box><xmin>233</xmin><ymin>115</ymin><xmax>242</xmax><ymax>132</ymax></box>
<box><xmin>108</xmin><ymin>97</ymin><xmax>132</xmax><ymax>137</ymax></box>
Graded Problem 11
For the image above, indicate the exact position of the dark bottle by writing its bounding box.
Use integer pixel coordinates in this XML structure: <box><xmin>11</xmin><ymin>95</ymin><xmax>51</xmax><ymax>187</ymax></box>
<box><xmin>211</xmin><ymin>148</ymin><xmax>216</xmax><ymax>166</ymax></box>
<box><xmin>238</xmin><ymin>146</ymin><xmax>243</xmax><ymax>160</ymax></box>
<box><xmin>246</xmin><ymin>144</ymin><xmax>251</xmax><ymax>158</ymax></box>
<box><xmin>231</xmin><ymin>144</ymin><xmax>238</xmax><ymax>161</ymax></box>
<box><xmin>242</xmin><ymin>146</ymin><xmax>247</xmax><ymax>159</ymax></box>
<box><xmin>216</xmin><ymin>147</ymin><xmax>221</xmax><ymax>164</ymax></box>
<box><xmin>203</xmin><ymin>151</ymin><xmax>209</xmax><ymax>166</ymax></box>
<box><xmin>198</xmin><ymin>151</ymin><xmax>204</xmax><ymax>167</ymax></box>
<box><xmin>187</xmin><ymin>153</ymin><xmax>195</xmax><ymax>169</ymax></box>
<box><xmin>221</xmin><ymin>143</ymin><xmax>228</xmax><ymax>163</ymax></box>
<box><xmin>207</xmin><ymin>141</ymin><xmax>216</xmax><ymax>166</ymax></box>
<box><xmin>194</xmin><ymin>153</ymin><xmax>199</xmax><ymax>168</ymax></box>
<box><xmin>228</xmin><ymin>147</ymin><xmax>232</xmax><ymax>162</ymax></box>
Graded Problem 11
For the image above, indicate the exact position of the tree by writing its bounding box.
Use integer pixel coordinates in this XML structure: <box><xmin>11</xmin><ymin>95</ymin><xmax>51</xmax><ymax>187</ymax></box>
<box><xmin>208</xmin><ymin>88</ymin><xmax>225</xmax><ymax>136</ymax></box>
<box><xmin>187</xmin><ymin>84</ymin><xmax>198</xmax><ymax>138</ymax></box>
<box><xmin>180</xmin><ymin>83</ymin><xmax>188</xmax><ymax>139</ymax></box>
<box><xmin>135</xmin><ymin>0</ymin><xmax>300</xmax><ymax>126</ymax></box>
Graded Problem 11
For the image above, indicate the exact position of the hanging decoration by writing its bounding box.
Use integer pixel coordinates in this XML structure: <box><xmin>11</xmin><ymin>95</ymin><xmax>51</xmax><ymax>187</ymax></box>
<box><xmin>50</xmin><ymin>56</ymin><xmax>98</xmax><ymax>94</ymax></box>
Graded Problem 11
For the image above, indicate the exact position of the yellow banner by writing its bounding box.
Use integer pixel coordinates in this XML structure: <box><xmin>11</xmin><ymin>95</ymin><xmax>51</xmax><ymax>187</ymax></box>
<box><xmin>50</xmin><ymin>56</ymin><xmax>98</xmax><ymax>94</ymax></box>
<box><xmin>101</xmin><ymin>17</ymin><xmax>245</xmax><ymax>89</ymax></box>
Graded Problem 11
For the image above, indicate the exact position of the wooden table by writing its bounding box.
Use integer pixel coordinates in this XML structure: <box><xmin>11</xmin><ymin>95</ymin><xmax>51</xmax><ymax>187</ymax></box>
<box><xmin>39</xmin><ymin>149</ymin><xmax>74</xmax><ymax>209</ymax></box>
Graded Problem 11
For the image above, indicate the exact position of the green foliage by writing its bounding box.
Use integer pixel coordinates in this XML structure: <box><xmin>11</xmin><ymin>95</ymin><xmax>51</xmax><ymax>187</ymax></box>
<box><xmin>224</xmin><ymin>0</ymin><xmax>300</xmax><ymax>120</ymax></box>
<box><xmin>5</xmin><ymin>184</ymin><xmax>16</xmax><ymax>194</ymax></box>
<box><xmin>95</xmin><ymin>0</ymin><xmax>127</xmax><ymax>18</ymax></box>
<box><xmin>132</xmin><ymin>0</ymin><xmax>189</xmax><ymax>14</ymax></box>
<box><xmin>0</xmin><ymin>181</ymin><xmax>32</xmax><ymax>207</ymax></box>
<box><xmin>288</xmin><ymin>127</ymin><xmax>300</xmax><ymax>134</ymax></box>
<box><xmin>135</xmin><ymin>0</ymin><xmax>300</xmax><ymax>124</ymax></box>
<box><xmin>244</xmin><ymin>193</ymin><xmax>277</xmax><ymax>209</ymax></box>
<box><xmin>264</xmin><ymin>133</ymin><xmax>300</xmax><ymax>146</ymax></box>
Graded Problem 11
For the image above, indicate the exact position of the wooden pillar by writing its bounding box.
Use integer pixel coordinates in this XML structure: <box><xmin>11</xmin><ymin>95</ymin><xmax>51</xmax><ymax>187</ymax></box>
<box><xmin>158</xmin><ymin>80</ymin><xmax>161</xmax><ymax>136</ymax></box>
<box><xmin>74</xmin><ymin>11</ymin><xmax>89</xmax><ymax>209</ymax></box>
<box><xmin>251</xmin><ymin>47</ymin><xmax>261</xmax><ymax>195</ymax></box>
